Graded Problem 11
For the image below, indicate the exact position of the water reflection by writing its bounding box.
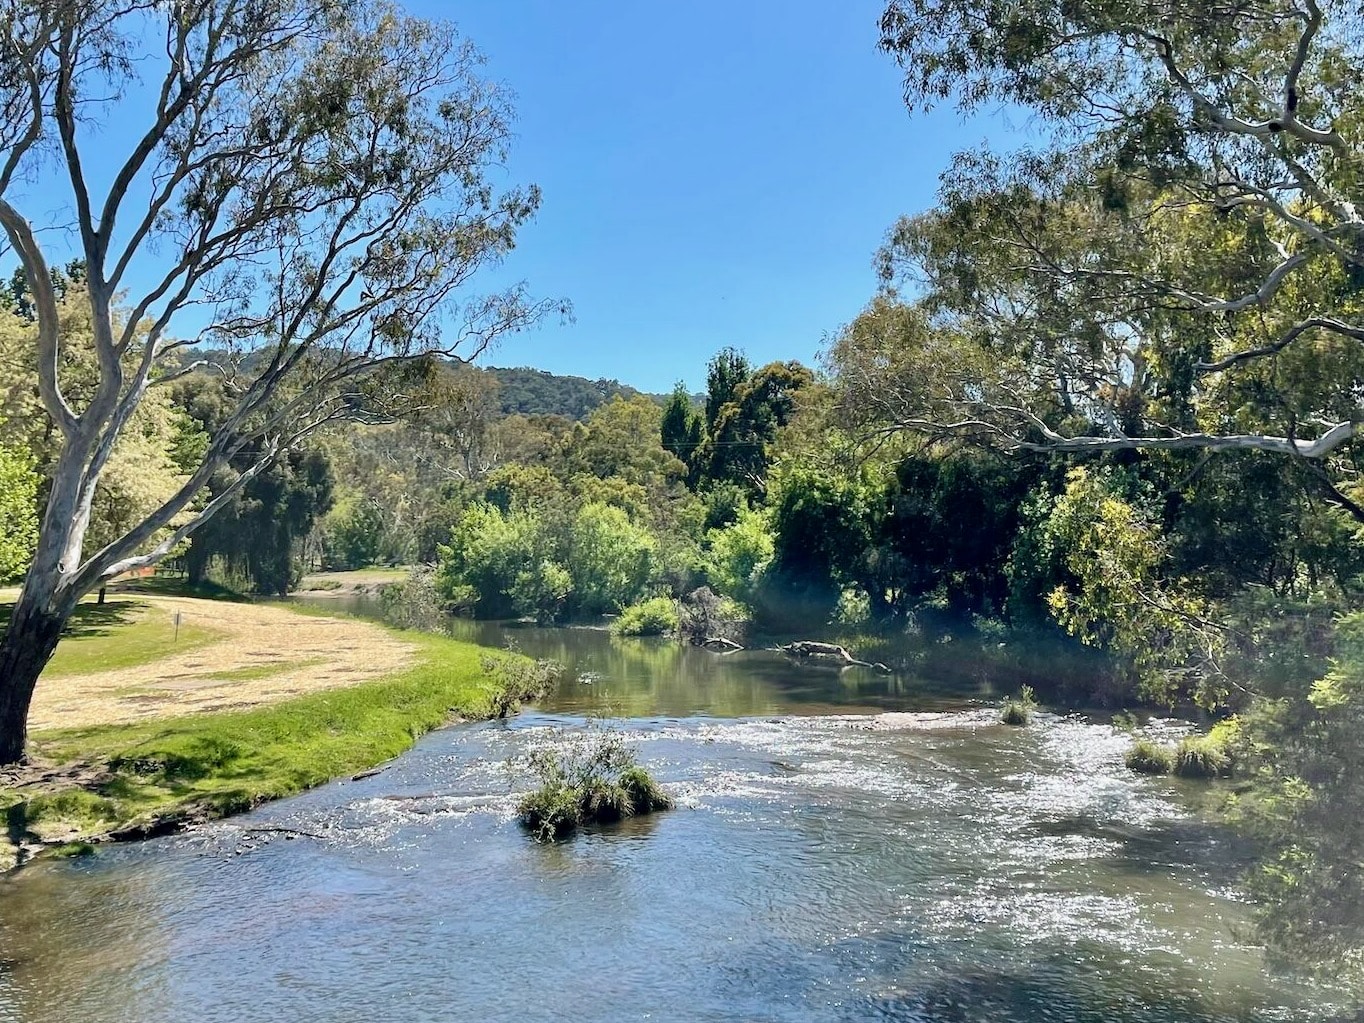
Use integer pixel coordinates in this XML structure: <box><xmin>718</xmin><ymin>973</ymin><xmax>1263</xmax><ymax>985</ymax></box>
<box><xmin>445</xmin><ymin>618</ymin><xmax>988</xmax><ymax>719</ymax></box>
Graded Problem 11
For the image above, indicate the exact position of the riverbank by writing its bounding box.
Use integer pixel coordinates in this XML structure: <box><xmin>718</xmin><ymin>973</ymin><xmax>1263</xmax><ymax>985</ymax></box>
<box><xmin>294</xmin><ymin>566</ymin><xmax>410</xmax><ymax>598</ymax></box>
<box><xmin>0</xmin><ymin>594</ymin><xmax>518</xmax><ymax>870</ymax></box>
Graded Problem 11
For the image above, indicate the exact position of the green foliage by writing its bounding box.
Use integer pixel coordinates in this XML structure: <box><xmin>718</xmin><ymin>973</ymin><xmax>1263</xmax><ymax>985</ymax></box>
<box><xmin>324</xmin><ymin>493</ymin><xmax>387</xmax><ymax>570</ymax></box>
<box><xmin>563</xmin><ymin>396</ymin><xmax>687</xmax><ymax>489</ymax></box>
<box><xmin>678</xmin><ymin>587</ymin><xmax>752</xmax><ymax>646</ymax></box>
<box><xmin>858</xmin><ymin>451</ymin><xmax>1041</xmax><ymax>625</ymax></box>
<box><xmin>700</xmin><ymin>482</ymin><xmax>748</xmax><ymax>531</ymax></box>
<box><xmin>1000</xmin><ymin>685</ymin><xmax>1037</xmax><ymax>726</ymax></box>
<box><xmin>510</xmin><ymin>559</ymin><xmax>574</xmax><ymax>623</ymax></box>
<box><xmin>660</xmin><ymin>382</ymin><xmax>704</xmax><ymax>480</ymax></box>
<box><xmin>1125</xmin><ymin>739</ymin><xmax>1175</xmax><ymax>775</ymax></box>
<box><xmin>436</xmin><ymin>502</ymin><xmax>552</xmax><ymax>618</ymax></box>
<box><xmin>1235</xmin><ymin>612</ymin><xmax>1364</xmax><ymax>972</ymax></box>
<box><xmin>516</xmin><ymin>728</ymin><xmax>673</xmax><ymax>842</ymax></box>
<box><xmin>0</xmin><ymin>283</ymin><xmax>203</xmax><ymax>560</ymax></box>
<box><xmin>703</xmin><ymin>347</ymin><xmax>751</xmax><ymax>437</ymax></box>
<box><xmin>612</xmin><ymin>597</ymin><xmax>679</xmax><ymax>637</ymax></box>
<box><xmin>1041</xmin><ymin>467</ymin><xmax>1222</xmax><ymax>706</ymax></box>
<box><xmin>1173</xmin><ymin>733</ymin><xmax>1232</xmax><ymax>779</ymax></box>
<box><xmin>488</xmin><ymin>367</ymin><xmax>645</xmax><ymax>420</ymax></box>
<box><xmin>763</xmin><ymin>467</ymin><xmax>867</xmax><ymax>623</ymax></box>
<box><xmin>704</xmin><ymin>360</ymin><xmax>814</xmax><ymax>490</ymax></box>
<box><xmin>704</xmin><ymin>505</ymin><xmax>774</xmax><ymax>606</ymax></box>
<box><xmin>176</xmin><ymin>389</ymin><xmax>336</xmax><ymax>596</ymax></box>
<box><xmin>0</xmin><ymin>435</ymin><xmax>38</xmax><ymax>583</ymax></box>
<box><xmin>435</xmin><ymin>498</ymin><xmax>658</xmax><ymax>621</ymax></box>
<box><xmin>481</xmin><ymin>654</ymin><xmax>562</xmax><ymax>718</ymax></box>
<box><xmin>565</xmin><ymin>502</ymin><xmax>656</xmax><ymax>615</ymax></box>
<box><xmin>378</xmin><ymin>567</ymin><xmax>442</xmax><ymax>631</ymax></box>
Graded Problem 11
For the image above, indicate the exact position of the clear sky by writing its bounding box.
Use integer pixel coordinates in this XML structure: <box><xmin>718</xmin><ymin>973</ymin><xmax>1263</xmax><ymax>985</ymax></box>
<box><xmin>406</xmin><ymin>0</ymin><xmax>1014</xmax><ymax>393</ymax></box>
<box><xmin>8</xmin><ymin>3</ymin><xmax>1018</xmax><ymax>396</ymax></box>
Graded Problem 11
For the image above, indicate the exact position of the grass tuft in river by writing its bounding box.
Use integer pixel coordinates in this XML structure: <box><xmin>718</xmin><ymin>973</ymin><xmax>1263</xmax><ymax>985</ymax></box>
<box><xmin>1125</xmin><ymin>738</ymin><xmax>1175</xmax><ymax>775</ymax></box>
<box><xmin>1174</xmin><ymin>731</ymin><xmax>1234</xmax><ymax>779</ymax></box>
<box><xmin>1000</xmin><ymin>685</ymin><xmax>1038</xmax><ymax>726</ymax></box>
<box><xmin>518</xmin><ymin>728</ymin><xmax>673</xmax><ymax>841</ymax></box>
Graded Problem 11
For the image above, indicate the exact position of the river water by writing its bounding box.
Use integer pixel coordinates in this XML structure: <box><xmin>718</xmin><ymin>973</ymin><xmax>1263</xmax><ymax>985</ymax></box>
<box><xmin>0</xmin><ymin>615</ymin><xmax>1346</xmax><ymax>1022</ymax></box>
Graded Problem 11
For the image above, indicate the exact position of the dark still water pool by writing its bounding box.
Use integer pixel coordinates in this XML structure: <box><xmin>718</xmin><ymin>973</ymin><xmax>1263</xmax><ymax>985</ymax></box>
<box><xmin>0</xmin><ymin>622</ymin><xmax>1344</xmax><ymax>1022</ymax></box>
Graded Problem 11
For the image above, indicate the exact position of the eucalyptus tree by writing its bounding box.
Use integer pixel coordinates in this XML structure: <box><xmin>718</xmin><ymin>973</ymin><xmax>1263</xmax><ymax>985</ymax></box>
<box><xmin>870</xmin><ymin>0</ymin><xmax>1364</xmax><ymax>476</ymax></box>
<box><xmin>0</xmin><ymin>0</ymin><xmax>551</xmax><ymax>764</ymax></box>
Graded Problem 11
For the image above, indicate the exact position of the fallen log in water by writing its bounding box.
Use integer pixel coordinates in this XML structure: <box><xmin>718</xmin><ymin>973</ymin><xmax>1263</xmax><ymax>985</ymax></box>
<box><xmin>778</xmin><ymin>641</ymin><xmax>892</xmax><ymax>673</ymax></box>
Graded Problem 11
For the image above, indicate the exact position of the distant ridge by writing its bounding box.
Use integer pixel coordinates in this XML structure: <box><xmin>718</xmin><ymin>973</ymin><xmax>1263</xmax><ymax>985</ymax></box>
<box><xmin>483</xmin><ymin>365</ymin><xmax>662</xmax><ymax>420</ymax></box>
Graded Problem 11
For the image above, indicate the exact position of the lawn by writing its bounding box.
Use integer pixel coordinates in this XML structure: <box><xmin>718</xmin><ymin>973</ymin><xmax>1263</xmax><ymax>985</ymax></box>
<box><xmin>0</xmin><ymin>600</ymin><xmax>219</xmax><ymax>679</ymax></box>
<box><xmin>4</xmin><ymin>628</ymin><xmax>514</xmax><ymax>859</ymax></box>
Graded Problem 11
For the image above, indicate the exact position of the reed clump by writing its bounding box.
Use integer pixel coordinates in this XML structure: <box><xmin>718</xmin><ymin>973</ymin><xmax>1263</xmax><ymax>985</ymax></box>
<box><xmin>1125</xmin><ymin>738</ymin><xmax>1175</xmax><ymax>775</ymax></box>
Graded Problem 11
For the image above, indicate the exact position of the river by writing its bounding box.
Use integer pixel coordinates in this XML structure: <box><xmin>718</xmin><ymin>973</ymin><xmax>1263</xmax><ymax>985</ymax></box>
<box><xmin>0</xmin><ymin>611</ymin><xmax>1345</xmax><ymax>1022</ymax></box>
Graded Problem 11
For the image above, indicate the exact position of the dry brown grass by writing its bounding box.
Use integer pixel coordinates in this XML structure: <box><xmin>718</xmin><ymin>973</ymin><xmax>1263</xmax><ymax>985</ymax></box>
<box><xmin>28</xmin><ymin>597</ymin><xmax>417</xmax><ymax>731</ymax></box>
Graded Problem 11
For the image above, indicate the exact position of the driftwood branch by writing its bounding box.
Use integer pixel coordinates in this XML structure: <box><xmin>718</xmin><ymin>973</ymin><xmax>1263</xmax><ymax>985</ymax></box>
<box><xmin>779</xmin><ymin>641</ymin><xmax>892</xmax><ymax>674</ymax></box>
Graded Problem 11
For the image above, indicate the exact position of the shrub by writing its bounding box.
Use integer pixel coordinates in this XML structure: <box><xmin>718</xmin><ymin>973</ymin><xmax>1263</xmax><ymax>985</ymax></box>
<box><xmin>1000</xmin><ymin>685</ymin><xmax>1038</xmax><ymax>726</ymax></box>
<box><xmin>482</xmin><ymin>654</ymin><xmax>563</xmax><ymax>718</ymax></box>
<box><xmin>517</xmin><ymin>729</ymin><xmax>673</xmax><ymax>841</ymax></box>
<box><xmin>1126</xmin><ymin>738</ymin><xmax>1175</xmax><ymax>775</ymax></box>
<box><xmin>612</xmin><ymin>597</ymin><xmax>679</xmax><ymax>637</ymax></box>
<box><xmin>678</xmin><ymin>586</ymin><xmax>751</xmax><ymax>645</ymax></box>
<box><xmin>379</xmin><ymin>566</ymin><xmax>441</xmax><ymax>630</ymax></box>
<box><xmin>1174</xmin><ymin>733</ymin><xmax>1232</xmax><ymax>779</ymax></box>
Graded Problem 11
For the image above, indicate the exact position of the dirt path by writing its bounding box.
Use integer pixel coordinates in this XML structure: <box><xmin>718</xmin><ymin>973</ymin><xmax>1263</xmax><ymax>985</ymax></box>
<box><xmin>28</xmin><ymin>597</ymin><xmax>417</xmax><ymax>731</ymax></box>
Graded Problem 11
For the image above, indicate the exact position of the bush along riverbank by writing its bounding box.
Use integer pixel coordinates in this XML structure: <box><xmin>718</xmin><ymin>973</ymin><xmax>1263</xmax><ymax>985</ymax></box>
<box><xmin>0</xmin><ymin>623</ymin><xmax>535</xmax><ymax>871</ymax></box>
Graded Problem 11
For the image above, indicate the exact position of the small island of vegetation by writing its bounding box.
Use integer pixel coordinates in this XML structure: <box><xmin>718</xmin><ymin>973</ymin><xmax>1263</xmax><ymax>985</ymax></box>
<box><xmin>517</xmin><ymin>729</ymin><xmax>674</xmax><ymax>841</ymax></box>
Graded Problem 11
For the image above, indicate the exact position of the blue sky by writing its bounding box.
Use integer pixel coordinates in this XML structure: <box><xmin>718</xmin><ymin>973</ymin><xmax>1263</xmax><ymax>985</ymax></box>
<box><xmin>409</xmin><ymin>0</ymin><xmax>1015</xmax><ymax>392</ymax></box>
<box><xmin>9</xmin><ymin>3</ymin><xmax>1019</xmax><ymax>395</ymax></box>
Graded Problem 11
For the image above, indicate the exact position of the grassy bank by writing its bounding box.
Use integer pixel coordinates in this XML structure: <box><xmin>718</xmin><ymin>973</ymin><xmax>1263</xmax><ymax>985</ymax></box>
<box><xmin>1</xmin><ymin>627</ymin><xmax>516</xmax><ymax>869</ymax></box>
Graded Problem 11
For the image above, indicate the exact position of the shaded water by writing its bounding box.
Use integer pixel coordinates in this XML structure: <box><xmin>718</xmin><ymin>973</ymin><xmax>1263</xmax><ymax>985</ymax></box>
<box><xmin>0</xmin><ymin>613</ymin><xmax>1343</xmax><ymax>1022</ymax></box>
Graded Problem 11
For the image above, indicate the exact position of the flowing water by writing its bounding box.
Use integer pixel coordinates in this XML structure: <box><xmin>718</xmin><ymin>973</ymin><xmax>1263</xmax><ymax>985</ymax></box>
<box><xmin>0</xmin><ymin>614</ymin><xmax>1345</xmax><ymax>1022</ymax></box>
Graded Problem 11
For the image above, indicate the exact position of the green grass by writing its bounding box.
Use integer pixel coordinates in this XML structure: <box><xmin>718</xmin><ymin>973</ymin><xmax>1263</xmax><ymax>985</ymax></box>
<box><xmin>47</xmin><ymin>608</ymin><xmax>217</xmax><ymax>678</ymax></box>
<box><xmin>516</xmin><ymin>729</ymin><xmax>673</xmax><ymax>841</ymax></box>
<box><xmin>1125</xmin><ymin>738</ymin><xmax>1175</xmax><ymax>775</ymax></box>
<box><xmin>5</xmin><ymin>628</ymin><xmax>515</xmax><ymax>851</ymax></box>
<box><xmin>1174</xmin><ymin>732</ymin><xmax>1233</xmax><ymax>779</ymax></box>
<box><xmin>0</xmin><ymin>600</ymin><xmax>220</xmax><ymax>679</ymax></box>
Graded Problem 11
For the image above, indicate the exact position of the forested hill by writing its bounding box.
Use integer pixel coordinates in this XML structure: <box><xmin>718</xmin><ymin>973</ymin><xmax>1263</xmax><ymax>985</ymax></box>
<box><xmin>484</xmin><ymin>366</ymin><xmax>662</xmax><ymax>419</ymax></box>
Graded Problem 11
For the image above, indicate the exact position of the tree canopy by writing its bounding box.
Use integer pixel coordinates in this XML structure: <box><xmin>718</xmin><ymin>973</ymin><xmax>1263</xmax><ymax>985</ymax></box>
<box><xmin>867</xmin><ymin>0</ymin><xmax>1364</xmax><ymax>484</ymax></box>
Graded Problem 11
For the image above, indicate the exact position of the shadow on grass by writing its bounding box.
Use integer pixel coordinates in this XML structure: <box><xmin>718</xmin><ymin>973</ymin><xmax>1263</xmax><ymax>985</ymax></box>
<box><xmin>0</xmin><ymin>600</ymin><xmax>145</xmax><ymax>639</ymax></box>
